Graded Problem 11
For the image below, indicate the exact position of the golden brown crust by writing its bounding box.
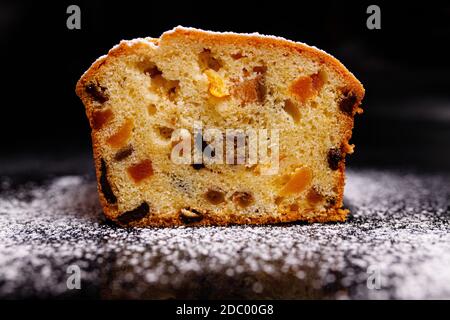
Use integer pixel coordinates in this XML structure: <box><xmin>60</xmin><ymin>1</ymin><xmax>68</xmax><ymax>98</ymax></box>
<box><xmin>76</xmin><ymin>27</ymin><xmax>364</xmax><ymax>227</ymax></box>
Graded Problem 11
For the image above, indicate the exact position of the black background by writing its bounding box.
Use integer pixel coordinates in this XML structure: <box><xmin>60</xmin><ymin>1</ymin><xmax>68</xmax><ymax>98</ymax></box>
<box><xmin>1</xmin><ymin>0</ymin><xmax>450</xmax><ymax>173</ymax></box>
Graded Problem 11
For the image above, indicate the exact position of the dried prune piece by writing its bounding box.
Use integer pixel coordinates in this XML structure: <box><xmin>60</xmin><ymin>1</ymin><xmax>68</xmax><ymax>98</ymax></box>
<box><xmin>179</xmin><ymin>208</ymin><xmax>203</xmax><ymax>224</ymax></box>
<box><xmin>191</xmin><ymin>163</ymin><xmax>205</xmax><ymax>170</ymax></box>
<box><xmin>100</xmin><ymin>159</ymin><xmax>117</xmax><ymax>204</ymax></box>
<box><xmin>339</xmin><ymin>90</ymin><xmax>358</xmax><ymax>116</ymax></box>
<box><xmin>232</xmin><ymin>191</ymin><xmax>254</xmax><ymax>208</ymax></box>
<box><xmin>85</xmin><ymin>82</ymin><xmax>108</xmax><ymax>103</ymax></box>
<box><xmin>117</xmin><ymin>202</ymin><xmax>150</xmax><ymax>224</ymax></box>
<box><xmin>144</xmin><ymin>65</ymin><xmax>163</xmax><ymax>78</ymax></box>
<box><xmin>327</xmin><ymin>148</ymin><xmax>343</xmax><ymax>170</ymax></box>
<box><xmin>114</xmin><ymin>145</ymin><xmax>134</xmax><ymax>161</ymax></box>
<box><xmin>205</xmin><ymin>189</ymin><xmax>225</xmax><ymax>205</ymax></box>
<box><xmin>127</xmin><ymin>159</ymin><xmax>154</xmax><ymax>183</ymax></box>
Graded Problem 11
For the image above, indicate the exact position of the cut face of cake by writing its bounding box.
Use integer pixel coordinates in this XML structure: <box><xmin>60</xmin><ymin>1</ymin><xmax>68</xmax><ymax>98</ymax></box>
<box><xmin>76</xmin><ymin>26</ymin><xmax>364</xmax><ymax>227</ymax></box>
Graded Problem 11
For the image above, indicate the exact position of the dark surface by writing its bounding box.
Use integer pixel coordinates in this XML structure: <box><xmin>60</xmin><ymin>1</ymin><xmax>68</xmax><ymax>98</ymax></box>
<box><xmin>0</xmin><ymin>156</ymin><xmax>449</xmax><ymax>299</ymax></box>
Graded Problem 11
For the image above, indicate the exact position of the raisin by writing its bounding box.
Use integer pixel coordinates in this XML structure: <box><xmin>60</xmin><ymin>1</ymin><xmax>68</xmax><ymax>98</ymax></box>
<box><xmin>205</xmin><ymin>189</ymin><xmax>225</xmax><ymax>205</ymax></box>
<box><xmin>92</xmin><ymin>109</ymin><xmax>113</xmax><ymax>130</ymax></box>
<box><xmin>100</xmin><ymin>159</ymin><xmax>117</xmax><ymax>204</ymax></box>
<box><xmin>231</xmin><ymin>52</ymin><xmax>245</xmax><ymax>60</ymax></box>
<box><xmin>114</xmin><ymin>145</ymin><xmax>134</xmax><ymax>161</ymax></box>
<box><xmin>144</xmin><ymin>66</ymin><xmax>163</xmax><ymax>78</ymax></box>
<box><xmin>191</xmin><ymin>163</ymin><xmax>205</xmax><ymax>170</ymax></box>
<box><xmin>127</xmin><ymin>159</ymin><xmax>153</xmax><ymax>183</ymax></box>
<box><xmin>327</xmin><ymin>148</ymin><xmax>343</xmax><ymax>170</ymax></box>
<box><xmin>158</xmin><ymin>126</ymin><xmax>174</xmax><ymax>140</ymax></box>
<box><xmin>117</xmin><ymin>202</ymin><xmax>150</xmax><ymax>225</ymax></box>
<box><xmin>85</xmin><ymin>82</ymin><xmax>108</xmax><ymax>103</ymax></box>
<box><xmin>339</xmin><ymin>91</ymin><xmax>358</xmax><ymax>116</ymax></box>
<box><xmin>179</xmin><ymin>208</ymin><xmax>203</xmax><ymax>224</ymax></box>
<box><xmin>252</xmin><ymin>65</ymin><xmax>267</xmax><ymax>74</ymax></box>
<box><xmin>232</xmin><ymin>192</ymin><xmax>254</xmax><ymax>208</ymax></box>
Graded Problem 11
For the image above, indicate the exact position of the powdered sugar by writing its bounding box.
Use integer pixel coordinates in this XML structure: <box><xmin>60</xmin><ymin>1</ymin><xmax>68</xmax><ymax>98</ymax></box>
<box><xmin>0</xmin><ymin>170</ymin><xmax>449</xmax><ymax>299</ymax></box>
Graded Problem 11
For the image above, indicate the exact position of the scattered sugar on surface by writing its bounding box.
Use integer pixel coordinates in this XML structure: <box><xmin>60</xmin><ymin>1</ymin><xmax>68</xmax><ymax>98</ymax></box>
<box><xmin>0</xmin><ymin>170</ymin><xmax>449</xmax><ymax>299</ymax></box>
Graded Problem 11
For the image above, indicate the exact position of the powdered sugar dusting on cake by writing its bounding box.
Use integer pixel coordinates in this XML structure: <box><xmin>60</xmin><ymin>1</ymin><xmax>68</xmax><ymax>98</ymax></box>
<box><xmin>0</xmin><ymin>170</ymin><xmax>449</xmax><ymax>299</ymax></box>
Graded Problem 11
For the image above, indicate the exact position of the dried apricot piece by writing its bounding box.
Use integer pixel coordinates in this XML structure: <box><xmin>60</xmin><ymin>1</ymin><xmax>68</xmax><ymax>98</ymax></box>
<box><xmin>92</xmin><ymin>109</ymin><xmax>114</xmax><ymax>130</ymax></box>
<box><xmin>279</xmin><ymin>167</ymin><xmax>313</xmax><ymax>196</ymax></box>
<box><xmin>106</xmin><ymin>119</ymin><xmax>134</xmax><ymax>149</ymax></box>
<box><xmin>289</xmin><ymin>70</ymin><xmax>326</xmax><ymax>103</ymax></box>
<box><xmin>233</xmin><ymin>75</ymin><xmax>266</xmax><ymax>105</ymax></box>
<box><xmin>282</xmin><ymin>99</ymin><xmax>301</xmax><ymax>123</ymax></box>
<box><xmin>127</xmin><ymin>159</ymin><xmax>153</xmax><ymax>183</ymax></box>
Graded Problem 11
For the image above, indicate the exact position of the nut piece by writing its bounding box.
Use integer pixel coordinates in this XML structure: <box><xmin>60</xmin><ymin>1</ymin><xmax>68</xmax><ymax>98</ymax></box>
<box><xmin>205</xmin><ymin>189</ymin><xmax>225</xmax><ymax>205</ymax></box>
<box><xmin>106</xmin><ymin>119</ymin><xmax>134</xmax><ymax>149</ymax></box>
<box><xmin>99</xmin><ymin>159</ymin><xmax>117</xmax><ymax>204</ymax></box>
<box><xmin>327</xmin><ymin>148</ymin><xmax>343</xmax><ymax>171</ymax></box>
<box><xmin>127</xmin><ymin>159</ymin><xmax>154</xmax><ymax>183</ymax></box>
<box><xmin>117</xmin><ymin>202</ymin><xmax>150</xmax><ymax>225</ymax></box>
<box><xmin>179</xmin><ymin>208</ymin><xmax>203</xmax><ymax>224</ymax></box>
<box><xmin>204</xmin><ymin>69</ymin><xmax>229</xmax><ymax>98</ymax></box>
<box><xmin>279</xmin><ymin>167</ymin><xmax>313</xmax><ymax>196</ymax></box>
<box><xmin>232</xmin><ymin>191</ymin><xmax>254</xmax><ymax>208</ymax></box>
<box><xmin>92</xmin><ymin>108</ymin><xmax>114</xmax><ymax>130</ymax></box>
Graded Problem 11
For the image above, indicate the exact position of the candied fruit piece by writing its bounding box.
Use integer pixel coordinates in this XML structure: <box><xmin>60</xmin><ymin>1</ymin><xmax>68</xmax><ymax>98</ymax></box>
<box><xmin>106</xmin><ymin>119</ymin><xmax>134</xmax><ymax>149</ymax></box>
<box><xmin>92</xmin><ymin>108</ymin><xmax>114</xmax><ymax>130</ymax></box>
<box><xmin>232</xmin><ymin>191</ymin><xmax>254</xmax><ymax>208</ymax></box>
<box><xmin>233</xmin><ymin>75</ymin><xmax>266</xmax><ymax>105</ymax></box>
<box><xmin>282</xmin><ymin>99</ymin><xmax>301</xmax><ymax>123</ymax></box>
<box><xmin>147</xmin><ymin>103</ymin><xmax>157</xmax><ymax>115</ymax></box>
<box><xmin>205</xmin><ymin>189</ymin><xmax>225</xmax><ymax>205</ymax></box>
<box><xmin>279</xmin><ymin>167</ymin><xmax>313</xmax><ymax>196</ymax></box>
<box><xmin>204</xmin><ymin>69</ymin><xmax>229</xmax><ymax>98</ymax></box>
<box><xmin>127</xmin><ymin>159</ymin><xmax>154</xmax><ymax>183</ymax></box>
